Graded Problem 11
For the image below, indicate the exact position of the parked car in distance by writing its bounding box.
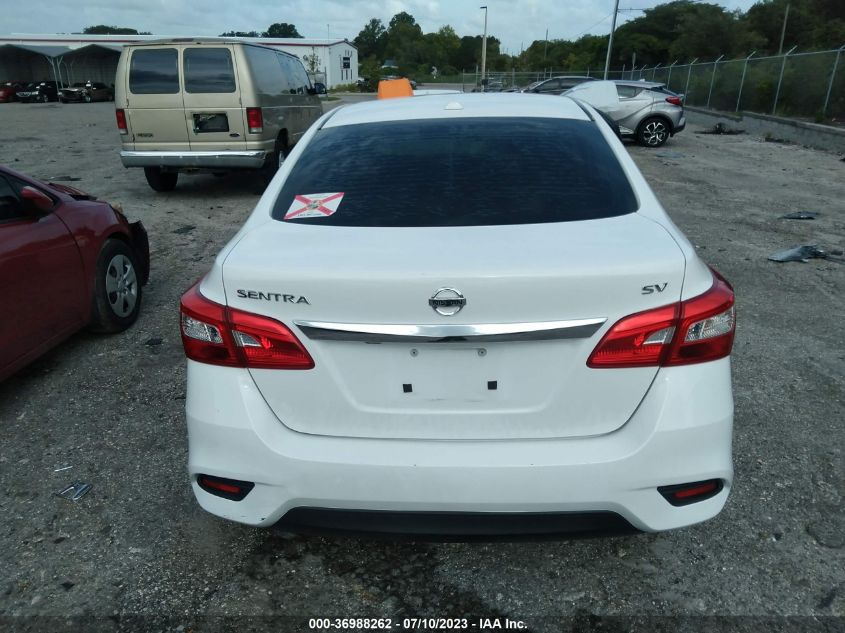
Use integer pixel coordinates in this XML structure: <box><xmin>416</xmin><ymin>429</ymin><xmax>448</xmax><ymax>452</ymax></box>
<box><xmin>564</xmin><ymin>80</ymin><xmax>686</xmax><ymax>147</ymax></box>
<box><xmin>16</xmin><ymin>81</ymin><xmax>60</xmax><ymax>102</ymax></box>
<box><xmin>0</xmin><ymin>81</ymin><xmax>24</xmax><ymax>102</ymax></box>
<box><xmin>59</xmin><ymin>81</ymin><xmax>114</xmax><ymax>103</ymax></box>
<box><xmin>180</xmin><ymin>93</ymin><xmax>736</xmax><ymax>538</ymax></box>
<box><xmin>481</xmin><ymin>78</ymin><xmax>504</xmax><ymax>92</ymax></box>
<box><xmin>0</xmin><ymin>165</ymin><xmax>149</xmax><ymax>382</ymax></box>
<box><xmin>115</xmin><ymin>38</ymin><xmax>323</xmax><ymax>192</ymax></box>
<box><xmin>522</xmin><ymin>75</ymin><xmax>595</xmax><ymax>95</ymax></box>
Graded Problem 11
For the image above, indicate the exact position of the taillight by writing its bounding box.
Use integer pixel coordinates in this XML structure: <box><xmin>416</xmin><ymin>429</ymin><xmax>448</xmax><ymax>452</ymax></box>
<box><xmin>115</xmin><ymin>109</ymin><xmax>128</xmax><ymax>135</ymax></box>
<box><xmin>587</xmin><ymin>271</ymin><xmax>735</xmax><ymax>368</ymax></box>
<box><xmin>665</xmin><ymin>95</ymin><xmax>683</xmax><ymax>106</ymax></box>
<box><xmin>246</xmin><ymin>107</ymin><xmax>263</xmax><ymax>133</ymax></box>
<box><xmin>180</xmin><ymin>281</ymin><xmax>314</xmax><ymax>369</ymax></box>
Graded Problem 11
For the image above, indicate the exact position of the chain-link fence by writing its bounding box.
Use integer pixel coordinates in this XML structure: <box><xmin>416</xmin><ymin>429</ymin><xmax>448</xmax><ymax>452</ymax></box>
<box><xmin>462</xmin><ymin>46</ymin><xmax>845</xmax><ymax>120</ymax></box>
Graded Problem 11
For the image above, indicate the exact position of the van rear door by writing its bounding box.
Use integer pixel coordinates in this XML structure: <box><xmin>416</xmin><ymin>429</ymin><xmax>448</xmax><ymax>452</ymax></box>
<box><xmin>124</xmin><ymin>46</ymin><xmax>191</xmax><ymax>151</ymax></box>
<box><xmin>181</xmin><ymin>45</ymin><xmax>247</xmax><ymax>152</ymax></box>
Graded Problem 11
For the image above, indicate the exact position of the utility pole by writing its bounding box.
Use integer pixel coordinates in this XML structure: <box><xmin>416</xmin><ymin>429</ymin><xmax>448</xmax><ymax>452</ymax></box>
<box><xmin>480</xmin><ymin>5</ymin><xmax>488</xmax><ymax>85</ymax></box>
<box><xmin>544</xmin><ymin>28</ymin><xmax>548</xmax><ymax>61</ymax></box>
<box><xmin>603</xmin><ymin>0</ymin><xmax>621</xmax><ymax>79</ymax></box>
<box><xmin>778</xmin><ymin>3</ymin><xmax>790</xmax><ymax>55</ymax></box>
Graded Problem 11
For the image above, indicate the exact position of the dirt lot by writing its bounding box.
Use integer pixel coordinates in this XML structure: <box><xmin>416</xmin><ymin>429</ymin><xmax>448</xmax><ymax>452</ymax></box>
<box><xmin>0</xmin><ymin>100</ymin><xmax>843</xmax><ymax>632</ymax></box>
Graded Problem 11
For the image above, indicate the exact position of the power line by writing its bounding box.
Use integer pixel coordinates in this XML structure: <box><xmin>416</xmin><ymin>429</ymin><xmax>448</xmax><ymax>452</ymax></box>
<box><xmin>570</xmin><ymin>11</ymin><xmax>615</xmax><ymax>40</ymax></box>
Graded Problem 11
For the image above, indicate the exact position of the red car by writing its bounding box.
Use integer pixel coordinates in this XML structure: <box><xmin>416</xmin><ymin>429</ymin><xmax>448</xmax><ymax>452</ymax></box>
<box><xmin>0</xmin><ymin>165</ymin><xmax>149</xmax><ymax>381</ymax></box>
<box><xmin>0</xmin><ymin>81</ymin><xmax>24</xmax><ymax>103</ymax></box>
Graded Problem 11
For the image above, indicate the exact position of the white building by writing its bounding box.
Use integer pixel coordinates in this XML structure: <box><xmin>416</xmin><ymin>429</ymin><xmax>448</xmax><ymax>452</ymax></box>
<box><xmin>0</xmin><ymin>34</ymin><xmax>358</xmax><ymax>88</ymax></box>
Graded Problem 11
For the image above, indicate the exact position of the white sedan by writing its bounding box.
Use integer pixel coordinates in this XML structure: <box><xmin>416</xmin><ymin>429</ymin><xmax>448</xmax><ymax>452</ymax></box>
<box><xmin>180</xmin><ymin>93</ymin><xmax>735</xmax><ymax>537</ymax></box>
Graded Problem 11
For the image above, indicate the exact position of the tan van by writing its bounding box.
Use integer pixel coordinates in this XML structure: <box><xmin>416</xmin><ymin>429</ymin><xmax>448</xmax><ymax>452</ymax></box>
<box><xmin>115</xmin><ymin>39</ymin><xmax>323</xmax><ymax>191</ymax></box>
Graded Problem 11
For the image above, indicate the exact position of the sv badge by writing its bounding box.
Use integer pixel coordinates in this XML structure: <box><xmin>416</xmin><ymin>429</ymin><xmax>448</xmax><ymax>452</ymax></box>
<box><xmin>641</xmin><ymin>283</ymin><xmax>668</xmax><ymax>295</ymax></box>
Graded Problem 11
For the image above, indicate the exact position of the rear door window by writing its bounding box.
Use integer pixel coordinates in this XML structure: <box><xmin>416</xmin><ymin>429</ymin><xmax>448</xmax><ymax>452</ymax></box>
<box><xmin>280</xmin><ymin>55</ymin><xmax>311</xmax><ymax>95</ymax></box>
<box><xmin>243</xmin><ymin>46</ymin><xmax>291</xmax><ymax>95</ymax></box>
<box><xmin>184</xmin><ymin>48</ymin><xmax>236</xmax><ymax>93</ymax></box>
<box><xmin>129</xmin><ymin>48</ymin><xmax>179</xmax><ymax>94</ymax></box>
<box><xmin>273</xmin><ymin>117</ymin><xmax>638</xmax><ymax>227</ymax></box>
<box><xmin>616</xmin><ymin>85</ymin><xmax>643</xmax><ymax>98</ymax></box>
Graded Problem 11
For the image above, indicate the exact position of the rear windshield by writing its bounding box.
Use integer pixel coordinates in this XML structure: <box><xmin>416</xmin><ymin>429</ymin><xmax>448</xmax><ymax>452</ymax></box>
<box><xmin>184</xmin><ymin>48</ymin><xmax>236</xmax><ymax>93</ymax></box>
<box><xmin>129</xmin><ymin>48</ymin><xmax>179</xmax><ymax>94</ymax></box>
<box><xmin>272</xmin><ymin>117</ymin><xmax>638</xmax><ymax>227</ymax></box>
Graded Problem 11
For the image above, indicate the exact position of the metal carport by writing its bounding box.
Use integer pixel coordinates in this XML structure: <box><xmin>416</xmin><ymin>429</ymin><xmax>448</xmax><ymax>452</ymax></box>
<box><xmin>58</xmin><ymin>44</ymin><xmax>122</xmax><ymax>87</ymax></box>
<box><xmin>0</xmin><ymin>43</ymin><xmax>70</xmax><ymax>87</ymax></box>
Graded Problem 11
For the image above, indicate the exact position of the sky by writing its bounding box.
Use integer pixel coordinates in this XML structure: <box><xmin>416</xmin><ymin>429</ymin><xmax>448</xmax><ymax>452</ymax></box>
<box><xmin>2</xmin><ymin>0</ymin><xmax>760</xmax><ymax>54</ymax></box>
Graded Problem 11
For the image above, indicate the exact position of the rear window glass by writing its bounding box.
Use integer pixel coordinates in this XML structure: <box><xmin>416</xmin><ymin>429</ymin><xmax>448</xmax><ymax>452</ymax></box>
<box><xmin>279</xmin><ymin>55</ymin><xmax>311</xmax><ymax>95</ymax></box>
<box><xmin>184</xmin><ymin>48</ymin><xmax>236</xmax><ymax>93</ymax></box>
<box><xmin>243</xmin><ymin>46</ymin><xmax>291</xmax><ymax>96</ymax></box>
<box><xmin>129</xmin><ymin>48</ymin><xmax>179</xmax><ymax>94</ymax></box>
<box><xmin>272</xmin><ymin>117</ymin><xmax>638</xmax><ymax>227</ymax></box>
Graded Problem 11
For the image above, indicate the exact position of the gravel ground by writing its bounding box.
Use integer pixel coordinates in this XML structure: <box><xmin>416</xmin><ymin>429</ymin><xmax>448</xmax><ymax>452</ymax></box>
<box><xmin>0</xmin><ymin>100</ymin><xmax>843</xmax><ymax>632</ymax></box>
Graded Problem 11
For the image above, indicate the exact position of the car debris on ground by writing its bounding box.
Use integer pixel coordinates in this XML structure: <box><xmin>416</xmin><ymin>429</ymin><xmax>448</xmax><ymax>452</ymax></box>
<box><xmin>781</xmin><ymin>212</ymin><xmax>819</xmax><ymax>220</ymax></box>
<box><xmin>697</xmin><ymin>123</ymin><xmax>745</xmax><ymax>135</ymax></box>
<box><xmin>54</xmin><ymin>482</ymin><xmax>92</xmax><ymax>501</ymax></box>
<box><xmin>768</xmin><ymin>244</ymin><xmax>844</xmax><ymax>262</ymax></box>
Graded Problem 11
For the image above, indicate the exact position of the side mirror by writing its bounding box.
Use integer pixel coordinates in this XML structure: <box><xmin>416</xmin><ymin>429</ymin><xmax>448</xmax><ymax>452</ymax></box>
<box><xmin>20</xmin><ymin>186</ymin><xmax>54</xmax><ymax>214</ymax></box>
<box><xmin>314</xmin><ymin>82</ymin><xmax>327</xmax><ymax>95</ymax></box>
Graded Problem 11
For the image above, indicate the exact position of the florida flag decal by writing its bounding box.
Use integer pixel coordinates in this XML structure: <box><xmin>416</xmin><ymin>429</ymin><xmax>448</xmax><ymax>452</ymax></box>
<box><xmin>284</xmin><ymin>192</ymin><xmax>344</xmax><ymax>220</ymax></box>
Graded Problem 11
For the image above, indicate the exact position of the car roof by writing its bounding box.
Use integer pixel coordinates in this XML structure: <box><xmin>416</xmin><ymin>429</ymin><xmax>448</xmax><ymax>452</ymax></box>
<box><xmin>126</xmin><ymin>37</ymin><xmax>300</xmax><ymax>58</ymax></box>
<box><xmin>613</xmin><ymin>80</ymin><xmax>665</xmax><ymax>89</ymax></box>
<box><xmin>323</xmin><ymin>93</ymin><xmax>592</xmax><ymax>128</ymax></box>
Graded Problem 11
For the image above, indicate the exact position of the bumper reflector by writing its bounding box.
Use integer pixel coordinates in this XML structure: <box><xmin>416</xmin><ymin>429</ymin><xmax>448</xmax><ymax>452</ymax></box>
<box><xmin>197</xmin><ymin>474</ymin><xmax>255</xmax><ymax>501</ymax></box>
<box><xmin>658</xmin><ymin>479</ymin><xmax>723</xmax><ymax>506</ymax></box>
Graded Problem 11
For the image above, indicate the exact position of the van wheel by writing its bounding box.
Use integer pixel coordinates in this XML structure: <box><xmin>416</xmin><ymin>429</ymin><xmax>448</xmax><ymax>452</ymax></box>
<box><xmin>144</xmin><ymin>167</ymin><xmax>178</xmax><ymax>192</ymax></box>
<box><xmin>261</xmin><ymin>137</ymin><xmax>289</xmax><ymax>183</ymax></box>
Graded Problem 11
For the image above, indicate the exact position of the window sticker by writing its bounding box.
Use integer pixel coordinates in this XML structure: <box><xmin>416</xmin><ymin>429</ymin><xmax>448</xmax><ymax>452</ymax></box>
<box><xmin>284</xmin><ymin>192</ymin><xmax>344</xmax><ymax>220</ymax></box>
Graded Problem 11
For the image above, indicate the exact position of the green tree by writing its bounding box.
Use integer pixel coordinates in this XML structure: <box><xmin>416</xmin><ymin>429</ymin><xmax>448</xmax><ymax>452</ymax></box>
<box><xmin>262</xmin><ymin>23</ymin><xmax>302</xmax><ymax>38</ymax></box>
<box><xmin>82</xmin><ymin>25</ymin><xmax>145</xmax><ymax>35</ymax></box>
<box><xmin>302</xmin><ymin>52</ymin><xmax>321</xmax><ymax>75</ymax></box>
<box><xmin>220</xmin><ymin>31</ymin><xmax>260</xmax><ymax>37</ymax></box>
<box><xmin>384</xmin><ymin>12</ymin><xmax>424</xmax><ymax>69</ymax></box>
<box><xmin>354</xmin><ymin>18</ymin><xmax>387</xmax><ymax>60</ymax></box>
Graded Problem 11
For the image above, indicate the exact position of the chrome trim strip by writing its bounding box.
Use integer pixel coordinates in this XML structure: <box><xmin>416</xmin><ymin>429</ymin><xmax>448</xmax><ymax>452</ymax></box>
<box><xmin>293</xmin><ymin>318</ymin><xmax>607</xmax><ymax>343</ymax></box>
<box><xmin>119</xmin><ymin>150</ymin><xmax>266</xmax><ymax>169</ymax></box>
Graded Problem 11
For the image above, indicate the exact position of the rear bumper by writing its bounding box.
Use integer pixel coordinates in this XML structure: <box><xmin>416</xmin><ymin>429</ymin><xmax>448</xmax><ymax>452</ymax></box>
<box><xmin>119</xmin><ymin>150</ymin><xmax>267</xmax><ymax>169</ymax></box>
<box><xmin>674</xmin><ymin>115</ymin><xmax>686</xmax><ymax>134</ymax></box>
<box><xmin>186</xmin><ymin>358</ymin><xmax>734</xmax><ymax>534</ymax></box>
<box><xmin>276</xmin><ymin>508</ymin><xmax>638</xmax><ymax>540</ymax></box>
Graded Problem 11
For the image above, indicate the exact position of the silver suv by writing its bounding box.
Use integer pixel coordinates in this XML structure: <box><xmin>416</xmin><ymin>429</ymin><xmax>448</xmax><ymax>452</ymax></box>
<box><xmin>565</xmin><ymin>80</ymin><xmax>685</xmax><ymax>147</ymax></box>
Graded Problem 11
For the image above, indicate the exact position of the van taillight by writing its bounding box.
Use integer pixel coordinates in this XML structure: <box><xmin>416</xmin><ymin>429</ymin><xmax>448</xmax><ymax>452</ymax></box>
<box><xmin>246</xmin><ymin>107</ymin><xmax>263</xmax><ymax>134</ymax></box>
<box><xmin>115</xmin><ymin>109</ymin><xmax>128</xmax><ymax>135</ymax></box>
<box><xmin>587</xmin><ymin>271</ymin><xmax>735</xmax><ymax>368</ymax></box>
<box><xmin>180</xmin><ymin>281</ymin><xmax>314</xmax><ymax>370</ymax></box>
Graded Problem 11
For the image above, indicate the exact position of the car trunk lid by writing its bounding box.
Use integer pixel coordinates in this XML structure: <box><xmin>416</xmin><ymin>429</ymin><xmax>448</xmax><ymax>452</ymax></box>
<box><xmin>221</xmin><ymin>213</ymin><xmax>686</xmax><ymax>440</ymax></box>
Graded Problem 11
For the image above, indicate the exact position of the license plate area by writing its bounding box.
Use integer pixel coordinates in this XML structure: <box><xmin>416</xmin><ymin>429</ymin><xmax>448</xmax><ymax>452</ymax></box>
<box><xmin>397</xmin><ymin>345</ymin><xmax>495</xmax><ymax>400</ymax></box>
<box><xmin>193</xmin><ymin>113</ymin><xmax>228</xmax><ymax>133</ymax></box>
